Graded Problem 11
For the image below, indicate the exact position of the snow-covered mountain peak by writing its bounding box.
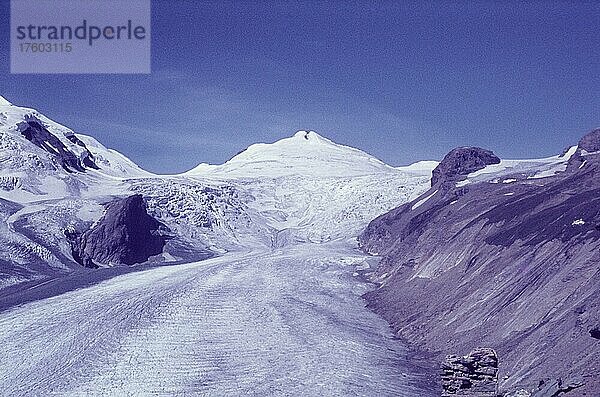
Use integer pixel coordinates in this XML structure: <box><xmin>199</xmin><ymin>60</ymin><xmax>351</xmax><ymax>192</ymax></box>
<box><xmin>294</xmin><ymin>130</ymin><xmax>312</xmax><ymax>139</ymax></box>
<box><xmin>242</xmin><ymin>130</ymin><xmax>336</xmax><ymax>154</ymax></box>
<box><xmin>186</xmin><ymin>130</ymin><xmax>400</xmax><ymax>178</ymax></box>
<box><xmin>0</xmin><ymin>100</ymin><xmax>150</xmax><ymax>202</ymax></box>
<box><xmin>0</xmin><ymin>95</ymin><xmax>12</xmax><ymax>106</ymax></box>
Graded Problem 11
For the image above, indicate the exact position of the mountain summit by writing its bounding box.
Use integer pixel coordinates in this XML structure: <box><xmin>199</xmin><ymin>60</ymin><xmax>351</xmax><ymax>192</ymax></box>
<box><xmin>187</xmin><ymin>130</ymin><xmax>400</xmax><ymax>178</ymax></box>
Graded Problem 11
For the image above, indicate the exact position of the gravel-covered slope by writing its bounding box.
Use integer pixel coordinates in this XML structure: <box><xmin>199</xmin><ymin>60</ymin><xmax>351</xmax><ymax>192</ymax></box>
<box><xmin>359</xmin><ymin>133</ymin><xmax>600</xmax><ymax>396</ymax></box>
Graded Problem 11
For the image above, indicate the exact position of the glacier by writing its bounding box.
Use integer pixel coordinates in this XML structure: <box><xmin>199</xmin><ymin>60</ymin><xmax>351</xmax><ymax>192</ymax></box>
<box><xmin>0</xmin><ymin>243</ymin><xmax>437</xmax><ymax>396</ymax></box>
<box><xmin>0</xmin><ymin>99</ymin><xmax>437</xmax><ymax>395</ymax></box>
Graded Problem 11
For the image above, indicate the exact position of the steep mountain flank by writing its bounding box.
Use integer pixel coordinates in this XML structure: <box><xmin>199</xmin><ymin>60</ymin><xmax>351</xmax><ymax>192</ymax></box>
<box><xmin>359</xmin><ymin>130</ymin><xmax>600</xmax><ymax>396</ymax></box>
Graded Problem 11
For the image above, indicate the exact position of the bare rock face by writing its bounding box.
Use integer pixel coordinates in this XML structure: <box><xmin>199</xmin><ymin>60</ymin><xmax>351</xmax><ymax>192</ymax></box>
<box><xmin>567</xmin><ymin>128</ymin><xmax>600</xmax><ymax>171</ymax></box>
<box><xmin>442</xmin><ymin>348</ymin><xmax>498</xmax><ymax>396</ymax></box>
<box><xmin>69</xmin><ymin>195</ymin><xmax>168</xmax><ymax>267</ymax></box>
<box><xmin>431</xmin><ymin>147</ymin><xmax>500</xmax><ymax>187</ymax></box>
<box><xmin>17</xmin><ymin>117</ymin><xmax>99</xmax><ymax>172</ymax></box>
<box><xmin>577</xmin><ymin>128</ymin><xmax>600</xmax><ymax>153</ymax></box>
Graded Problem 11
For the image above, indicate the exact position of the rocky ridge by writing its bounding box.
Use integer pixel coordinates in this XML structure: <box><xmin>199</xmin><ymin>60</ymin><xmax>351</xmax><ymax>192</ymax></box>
<box><xmin>359</xmin><ymin>128</ymin><xmax>600</xmax><ymax>396</ymax></box>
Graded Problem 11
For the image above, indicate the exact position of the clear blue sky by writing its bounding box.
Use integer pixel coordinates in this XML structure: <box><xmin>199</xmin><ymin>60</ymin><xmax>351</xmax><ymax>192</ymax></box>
<box><xmin>1</xmin><ymin>0</ymin><xmax>599</xmax><ymax>173</ymax></box>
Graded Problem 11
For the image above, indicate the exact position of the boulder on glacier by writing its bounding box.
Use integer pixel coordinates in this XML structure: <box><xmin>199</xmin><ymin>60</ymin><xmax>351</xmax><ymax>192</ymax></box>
<box><xmin>431</xmin><ymin>147</ymin><xmax>500</xmax><ymax>187</ymax></box>
<box><xmin>69</xmin><ymin>195</ymin><xmax>169</xmax><ymax>267</ymax></box>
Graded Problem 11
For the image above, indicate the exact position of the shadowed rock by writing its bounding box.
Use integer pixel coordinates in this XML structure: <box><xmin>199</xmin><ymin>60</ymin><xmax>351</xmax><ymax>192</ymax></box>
<box><xmin>442</xmin><ymin>348</ymin><xmax>498</xmax><ymax>396</ymax></box>
<box><xmin>431</xmin><ymin>147</ymin><xmax>500</xmax><ymax>187</ymax></box>
<box><xmin>17</xmin><ymin>117</ymin><xmax>98</xmax><ymax>172</ymax></box>
<box><xmin>70</xmin><ymin>195</ymin><xmax>168</xmax><ymax>267</ymax></box>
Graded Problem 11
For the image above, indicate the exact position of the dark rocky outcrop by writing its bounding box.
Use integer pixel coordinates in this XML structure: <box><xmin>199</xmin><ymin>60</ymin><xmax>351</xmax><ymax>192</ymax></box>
<box><xmin>577</xmin><ymin>128</ymin><xmax>600</xmax><ymax>153</ymax></box>
<box><xmin>65</xmin><ymin>134</ymin><xmax>100</xmax><ymax>169</ymax></box>
<box><xmin>17</xmin><ymin>117</ymin><xmax>98</xmax><ymax>172</ymax></box>
<box><xmin>69</xmin><ymin>195</ymin><xmax>169</xmax><ymax>267</ymax></box>
<box><xmin>442</xmin><ymin>348</ymin><xmax>498</xmax><ymax>396</ymax></box>
<box><xmin>359</xmin><ymin>137</ymin><xmax>600</xmax><ymax>395</ymax></box>
<box><xmin>431</xmin><ymin>147</ymin><xmax>500</xmax><ymax>187</ymax></box>
<box><xmin>566</xmin><ymin>128</ymin><xmax>600</xmax><ymax>171</ymax></box>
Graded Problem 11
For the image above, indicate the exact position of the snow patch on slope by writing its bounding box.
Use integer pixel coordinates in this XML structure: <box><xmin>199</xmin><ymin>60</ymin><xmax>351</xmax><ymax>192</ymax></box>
<box><xmin>412</xmin><ymin>189</ymin><xmax>438</xmax><ymax>210</ymax></box>
<box><xmin>456</xmin><ymin>146</ymin><xmax>578</xmax><ymax>186</ymax></box>
<box><xmin>398</xmin><ymin>160</ymin><xmax>439</xmax><ymax>176</ymax></box>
